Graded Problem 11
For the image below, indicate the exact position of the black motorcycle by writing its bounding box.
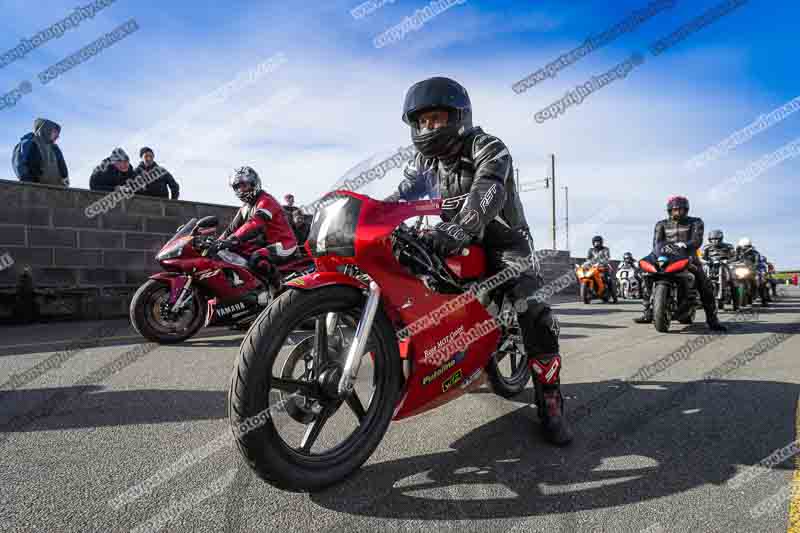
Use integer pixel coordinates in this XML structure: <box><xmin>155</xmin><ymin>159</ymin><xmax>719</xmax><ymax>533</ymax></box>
<box><xmin>639</xmin><ymin>244</ymin><xmax>702</xmax><ymax>333</ymax></box>
<box><xmin>704</xmin><ymin>257</ymin><xmax>735</xmax><ymax>311</ymax></box>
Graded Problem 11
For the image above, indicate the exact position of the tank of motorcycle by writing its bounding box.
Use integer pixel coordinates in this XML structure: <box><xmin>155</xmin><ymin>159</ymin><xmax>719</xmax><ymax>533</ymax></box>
<box><xmin>305</xmin><ymin>190</ymin><xmax>500</xmax><ymax>420</ymax></box>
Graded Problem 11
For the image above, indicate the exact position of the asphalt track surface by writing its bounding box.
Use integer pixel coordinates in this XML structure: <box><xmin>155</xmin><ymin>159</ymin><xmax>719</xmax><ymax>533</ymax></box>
<box><xmin>1</xmin><ymin>288</ymin><xmax>799</xmax><ymax>532</ymax></box>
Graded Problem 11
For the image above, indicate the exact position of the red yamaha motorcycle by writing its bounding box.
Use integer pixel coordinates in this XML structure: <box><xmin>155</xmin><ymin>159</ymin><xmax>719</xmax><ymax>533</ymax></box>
<box><xmin>228</xmin><ymin>192</ymin><xmax>533</xmax><ymax>491</ymax></box>
<box><xmin>130</xmin><ymin>216</ymin><xmax>313</xmax><ymax>344</ymax></box>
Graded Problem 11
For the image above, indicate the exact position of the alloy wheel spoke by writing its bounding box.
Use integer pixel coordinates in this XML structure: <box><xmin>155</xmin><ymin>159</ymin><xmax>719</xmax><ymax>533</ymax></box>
<box><xmin>345</xmin><ymin>391</ymin><xmax>367</xmax><ymax>423</ymax></box>
<box><xmin>270</xmin><ymin>377</ymin><xmax>316</xmax><ymax>398</ymax></box>
<box><xmin>300</xmin><ymin>406</ymin><xmax>334</xmax><ymax>453</ymax></box>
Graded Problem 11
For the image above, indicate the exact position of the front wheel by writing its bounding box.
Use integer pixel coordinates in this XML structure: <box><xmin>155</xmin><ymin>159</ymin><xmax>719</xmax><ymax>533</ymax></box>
<box><xmin>735</xmin><ymin>284</ymin><xmax>748</xmax><ymax>310</ymax></box>
<box><xmin>485</xmin><ymin>319</ymin><xmax>530</xmax><ymax>398</ymax></box>
<box><xmin>228</xmin><ymin>285</ymin><xmax>401</xmax><ymax>492</ymax></box>
<box><xmin>130</xmin><ymin>279</ymin><xmax>206</xmax><ymax>344</ymax></box>
<box><xmin>581</xmin><ymin>283</ymin><xmax>591</xmax><ymax>304</ymax></box>
<box><xmin>652</xmin><ymin>283</ymin><xmax>672</xmax><ymax>333</ymax></box>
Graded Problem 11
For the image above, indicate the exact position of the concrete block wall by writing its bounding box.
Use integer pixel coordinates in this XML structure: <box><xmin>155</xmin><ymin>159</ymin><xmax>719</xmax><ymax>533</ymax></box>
<box><xmin>0</xmin><ymin>177</ymin><xmax>601</xmax><ymax>321</ymax></box>
<box><xmin>0</xmin><ymin>179</ymin><xmax>237</xmax><ymax>322</ymax></box>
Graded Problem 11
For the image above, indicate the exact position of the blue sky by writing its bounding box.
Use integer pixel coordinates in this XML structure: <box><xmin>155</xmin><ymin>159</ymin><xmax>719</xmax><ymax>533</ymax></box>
<box><xmin>1</xmin><ymin>0</ymin><xmax>798</xmax><ymax>266</ymax></box>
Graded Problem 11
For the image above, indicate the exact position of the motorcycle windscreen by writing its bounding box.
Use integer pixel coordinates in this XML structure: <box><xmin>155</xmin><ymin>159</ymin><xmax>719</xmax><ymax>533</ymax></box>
<box><xmin>306</xmin><ymin>195</ymin><xmax>363</xmax><ymax>258</ymax></box>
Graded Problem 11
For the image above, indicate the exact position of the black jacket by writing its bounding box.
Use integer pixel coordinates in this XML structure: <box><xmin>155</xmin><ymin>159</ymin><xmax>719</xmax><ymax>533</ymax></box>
<box><xmin>293</xmin><ymin>222</ymin><xmax>310</xmax><ymax>244</ymax></box>
<box><xmin>736</xmin><ymin>247</ymin><xmax>761</xmax><ymax>266</ymax></box>
<box><xmin>702</xmin><ymin>242</ymin><xmax>735</xmax><ymax>261</ymax></box>
<box><xmin>89</xmin><ymin>158</ymin><xmax>136</xmax><ymax>192</ymax></box>
<box><xmin>134</xmin><ymin>163</ymin><xmax>180</xmax><ymax>199</ymax></box>
<box><xmin>652</xmin><ymin>216</ymin><xmax>704</xmax><ymax>255</ymax></box>
<box><xmin>388</xmin><ymin>127</ymin><xmax>528</xmax><ymax>247</ymax></box>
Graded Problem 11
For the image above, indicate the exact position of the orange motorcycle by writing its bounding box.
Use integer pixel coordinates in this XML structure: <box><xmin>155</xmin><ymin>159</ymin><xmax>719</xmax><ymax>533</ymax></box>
<box><xmin>575</xmin><ymin>260</ymin><xmax>617</xmax><ymax>304</ymax></box>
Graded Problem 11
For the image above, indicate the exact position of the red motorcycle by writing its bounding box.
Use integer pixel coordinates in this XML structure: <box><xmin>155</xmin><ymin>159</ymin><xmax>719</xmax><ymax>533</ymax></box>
<box><xmin>130</xmin><ymin>216</ymin><xmax>313</xmax><ymax>344</ymax></box>
<box><xmin>228</xmin><ymin>192</ymin><xmax>533</xmax><ymax>491</ymax></box>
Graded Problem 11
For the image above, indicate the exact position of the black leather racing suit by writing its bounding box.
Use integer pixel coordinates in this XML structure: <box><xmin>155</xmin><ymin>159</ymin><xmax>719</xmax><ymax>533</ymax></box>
<box><xmin>586</xmin><ymin>246</ymin><xmax>615</xmax><ymax>295</ymax></box>
<box><xmin>387</xmin><ymin>127</ymin><xmax>562</xmax><ymax>377</ymax></box>
<box><xmin>642</xmin><ymin>216</ymin><xmax>718</xmax><ymax>322</ymax></box>
<box><xmin>702</xmin><ymin>242</ymin><xmax>736</xmax><ymax>262</ymax></box>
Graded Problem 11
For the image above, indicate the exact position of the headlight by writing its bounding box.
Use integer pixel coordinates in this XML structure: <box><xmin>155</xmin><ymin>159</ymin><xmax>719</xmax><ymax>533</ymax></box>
<box><xmin>734</xmin><ymin>267</ymin><xmax>750</xmax><ymax>278</ymax></box>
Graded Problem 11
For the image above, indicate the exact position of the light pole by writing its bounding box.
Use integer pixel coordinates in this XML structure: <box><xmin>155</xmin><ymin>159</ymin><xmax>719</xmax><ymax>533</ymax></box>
<box><xmin>550</xmin><ymin>154</ymin><xmax>556</xmax><ymax>250</ymax></box>
<box><xmin>562</xmin><ymin>185</ymin><xmax>569</xmax><ymax>253</ymax></box>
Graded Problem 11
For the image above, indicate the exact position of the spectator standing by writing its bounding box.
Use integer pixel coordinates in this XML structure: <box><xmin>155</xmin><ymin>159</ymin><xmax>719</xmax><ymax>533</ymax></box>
<box><xmin>90</xmin><ymin>148</ymin><xmax>135</xmax><ymax>192</ymax></box>
<box><xmin>793</xmin><ymin>273</ymin><xmax>799</xmax><ymax>286</ymax></box>
<box><xmin>134</xmin><ymin>147</ymin><xmax>180</xmax><ymax>199</ymax></box>
<box><xmin>283</xmin><ymin>194</ymin><xmax>300</xmax><ymax>219</ymax></box>
<box><xmin>292</xmin><ymin>209</ymin><xmax>310</xmax><ymax>244</ymax></box>
<box><xmin>13</xmin><ymin>118</ymin><xmax>69</xmax><ymax>186</ymax></box>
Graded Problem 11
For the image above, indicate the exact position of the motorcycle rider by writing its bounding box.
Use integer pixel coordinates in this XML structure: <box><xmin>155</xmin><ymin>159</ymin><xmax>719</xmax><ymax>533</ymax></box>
<box><xmin>215</xmin><ymin>167</ymin><xmax>298</xmax><ymax>291</ymax></box>
<box><xmin>619</xmin><ymin>251</ymin><xmax>642</xmax><ymax>296</ymax></box>
<box><xmin>634</xmin><ymin>196</ymin><xmax>726</xmax><ymax>331</ymax></box>
<box><xmin>385</xmin><ymin>77</ymin><xmax>572</xmax><ymax>445</ymax></box>
<box><xmin>735</xmin><ymin>237</ymin><xmax>761</xmax><ymax>266</ymax></box>
<box><xmin>702</xmin><ymin>229</ymin><xmax>736</xmax><ymax>262</ymax></box>
<box><xmin>702</xmin><ymin>229</ymin><xmax>736</xmax><ymax>303</ymax></box>
<box><xmin>587</xmin><ymin>235</ymin><xmax>616</xmax><ymax>299</ymax></box>
<box><xmin>764</xmin><ymin>256</ymin><xmax>778</xmax><ymax>296</ymax></box>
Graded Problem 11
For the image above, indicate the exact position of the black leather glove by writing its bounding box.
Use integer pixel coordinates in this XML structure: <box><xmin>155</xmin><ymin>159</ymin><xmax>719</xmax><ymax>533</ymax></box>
<box><xmin>209</xmin><ymin>236</ymin><xmax>239</xmax><ymax>254</ymax></box>
<box><xmin>429</xmin><ymin>222</ymin><xmax>470</xmax><ymax>257</ymax></box>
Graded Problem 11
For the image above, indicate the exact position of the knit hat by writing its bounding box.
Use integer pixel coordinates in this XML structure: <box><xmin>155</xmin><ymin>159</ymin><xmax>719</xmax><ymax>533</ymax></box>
<box><xmin>109</xmin><ymin>148</ymin><xmax>130</xmax><ymax>163</ymax></box>
<box><xmin>140</xmin><ymin>146</ymin><xmax>154</xmax><ymax>158</ymax></box>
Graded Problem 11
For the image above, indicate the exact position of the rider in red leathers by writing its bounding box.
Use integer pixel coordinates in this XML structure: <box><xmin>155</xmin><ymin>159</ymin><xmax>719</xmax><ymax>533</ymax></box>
<box><xmin>216</xmin><ymin>167</ymin><xmax>298</xmax><ymax>290</ymax></box>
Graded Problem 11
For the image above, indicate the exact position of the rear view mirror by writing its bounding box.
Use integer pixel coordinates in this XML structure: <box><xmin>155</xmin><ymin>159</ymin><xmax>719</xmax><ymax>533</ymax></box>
<box><xmin>196</xmin><ymin>215</ymin><xmax>219</xmax><ymax>230</ymax></box>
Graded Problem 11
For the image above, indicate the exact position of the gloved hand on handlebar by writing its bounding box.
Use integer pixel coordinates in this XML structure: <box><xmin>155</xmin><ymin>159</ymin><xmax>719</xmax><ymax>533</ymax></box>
<box><xmin>674</xmin><ymin>242</ymin><xmax>688</xmax><ymax>250</ymax></box>
<box><xmin>428</xmin><ymin>222</ymin><xmax>470</xmax><ymax>257</ymax></box>
<box><xmin>209</xmin><ymin>236</ymin><xmax>240</xmax><ymax>254</ymax></box>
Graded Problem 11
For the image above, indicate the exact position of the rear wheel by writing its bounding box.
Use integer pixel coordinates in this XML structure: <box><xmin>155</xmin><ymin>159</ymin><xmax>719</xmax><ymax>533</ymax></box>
<box><xmin>130</xmin><ymin>279</ymin><xmax>206</xmax><ymax>344</ymax></box>
<box><xmin>652</xmin><ymin>283</ymin><xmax>671</xmax><ymax>333</ymax></box>
<box><xmin>228</xmin><ymin>285</ymin><xmax>401</xmax><ymax>492</ymax></box>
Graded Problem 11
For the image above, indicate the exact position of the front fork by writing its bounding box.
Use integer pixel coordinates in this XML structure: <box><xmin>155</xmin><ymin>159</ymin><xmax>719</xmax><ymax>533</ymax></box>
<box><xmin>337</xmin><ymin>281</ymin><xmax>381</xmax><ymax>397</ymax></box>
<box><xmin>170</xmin><ymin>276</ymin><xmax>194</xmax><ymax>314</ymax></box>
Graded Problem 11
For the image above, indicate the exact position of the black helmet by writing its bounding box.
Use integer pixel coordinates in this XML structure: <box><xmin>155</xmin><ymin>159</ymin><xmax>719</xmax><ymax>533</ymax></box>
<box><xmin>229</xmin><ymin>166</ymin><xmax>262</xmax><ymax>204</ymax></box>
<box><xmin>667</xmin><ymin>195</ymin><xmax>690</xmax><ymax>214</ymax></box>
<box><xmin>592</xmin><ymin>235</ymin><xmax>603</xmax><ymax>248</ymax></box>
<box><xmin>402</xmin><ymin>77</ymin><xmax>472</xmax><ymax>158</ymax></box>
<box><xmin>623</xmin><ymin>251</ymin><xmax>634</xmax><ymax>261</ymax></box>
<box><xmin>709</xmin><ymin>229</ymin><xmax>723</xmax><ymax>244</ymax></box>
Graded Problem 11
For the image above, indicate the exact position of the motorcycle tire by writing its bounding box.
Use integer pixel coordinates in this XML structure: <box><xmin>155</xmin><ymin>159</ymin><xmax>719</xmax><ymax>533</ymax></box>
<box><xmin>130</xmin><ymin>279</ymin><xmax>206</xmax><ymax>344</ymax></box>
<box><xmin>652</xmin><ymin>283</ymin><xmax>671</xmax><ymax>333</ymax></box>
<box><xmin>486</xmin><ymin>342</ymin><xmax>530</xmax><ymax>399</ymax></box>
<box><xmin>717</xmin><ymin>299</ymin><xmax>726</xmax><ymax>312</ymax></box>
<box><xmin>581</xmin><ymin>284</ymin><xmax>591</xmax><ymax>304</ymax></box>
<box><xmin>735</xmin><ymin>285</ymin><xmax>748</xmax><ymax>310</ymax></box>
<box><xmin>228</xmin><ymin>285</ymin><xmax>402</xmax><ymax>492</ymax></box>
<box><xmin>760</xmin><ymin>286</ymin><xmax>770</xmax><ymax>307</ymax></box>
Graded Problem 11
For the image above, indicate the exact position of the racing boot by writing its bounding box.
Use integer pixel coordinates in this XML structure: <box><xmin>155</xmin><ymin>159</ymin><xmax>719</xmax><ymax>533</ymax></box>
<box><xmin>531</xmin><ymin>355</ymin><xmax>573</xmax><ymax>446</ymax></box>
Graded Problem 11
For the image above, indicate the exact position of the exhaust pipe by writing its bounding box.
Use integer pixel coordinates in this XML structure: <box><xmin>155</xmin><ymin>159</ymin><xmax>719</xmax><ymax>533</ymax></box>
<box><xmin>338</xmin><ymin>281</ymin><xmax>381</xmax><ymax>397</ymax></box>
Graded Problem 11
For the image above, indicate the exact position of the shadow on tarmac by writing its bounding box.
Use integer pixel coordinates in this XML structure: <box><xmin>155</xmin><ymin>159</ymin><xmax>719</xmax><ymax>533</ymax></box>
<box><xmin>309</xmin><ymin>379</ymin><xmax>799</xmax><ymax>520</ymax></box>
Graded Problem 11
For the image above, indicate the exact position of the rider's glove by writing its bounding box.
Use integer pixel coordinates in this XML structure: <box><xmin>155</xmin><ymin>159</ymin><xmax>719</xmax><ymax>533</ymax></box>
<box><xmin>210</xmin><ymin>236</ymin><xmax>239</xmax><ymax>254</ymax></box>
<box><xmin>429</xmin><ymin>222</ymin><xmax>470</xmax><ymax>257</ymax></box>
<box><xmin>675</xmin><ymin>242</ymin><xmax>688</xmax><ymax>250</ymax></box>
